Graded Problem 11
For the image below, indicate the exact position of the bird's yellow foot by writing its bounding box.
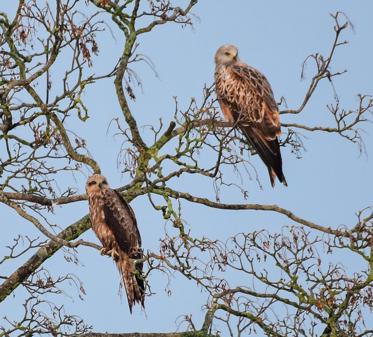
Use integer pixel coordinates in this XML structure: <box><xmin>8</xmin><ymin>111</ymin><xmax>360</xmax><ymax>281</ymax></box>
<box><xmin>100</xmin><ymin>248</ymin><xmax>109</xmax><ymax>256</ymax></box>
<box><xmin>107</xmin><ymin>248</ymin><xmax>120</xmax><ymax>260</ymax></box>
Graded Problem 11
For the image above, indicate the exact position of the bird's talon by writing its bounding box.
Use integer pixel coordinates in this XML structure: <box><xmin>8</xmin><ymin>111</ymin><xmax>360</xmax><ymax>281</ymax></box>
<box><xmin>107</xmin><ymin>248</ymin><xmax>119</xmax><ymax>260</ymax></box>
<box><xmin>100</xmin><ymin>248</ymin><xmax>108</xmax><ymax>256</ymax></box>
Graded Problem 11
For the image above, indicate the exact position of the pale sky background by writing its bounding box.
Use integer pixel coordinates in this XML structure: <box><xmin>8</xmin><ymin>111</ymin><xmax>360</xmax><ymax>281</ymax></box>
<box><xmin>1</xmin><ymin>1</ymin><xmax>373</xmax><ymax>336</ymax></box>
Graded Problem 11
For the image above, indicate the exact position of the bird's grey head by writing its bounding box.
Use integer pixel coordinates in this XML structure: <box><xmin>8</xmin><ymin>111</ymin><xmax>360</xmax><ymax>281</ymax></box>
<box><xmin>215</xmin><ymin>44</ymin><xmax>239</xmax><ymax>65</ymax></box>
<box><xmin>86</xmin><ymin>174</ymin><xmax>109</xmax><ymax>194</ymax></box>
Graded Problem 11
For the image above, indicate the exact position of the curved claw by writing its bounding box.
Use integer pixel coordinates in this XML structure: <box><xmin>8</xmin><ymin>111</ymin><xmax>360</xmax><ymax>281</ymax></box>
<box><xmin>108</xmin><ymin>248</ymin><xmax>120</xmax><ymax>260</ymax></box>
<box><xmin>99</xmin><ymin>247</ymin><xmax>120</xmax><ymax>260</ymax></box>
<box><xmin>100</xmin><ymin>247</ymin><xmax>109</xmax><ymax>256</ymax></box>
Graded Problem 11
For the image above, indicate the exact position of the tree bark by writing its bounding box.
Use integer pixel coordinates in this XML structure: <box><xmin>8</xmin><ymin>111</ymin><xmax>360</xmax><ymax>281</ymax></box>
<box><xmin>78</xmin><ymin>332</ymin><xmax>216</xmax><ymax>337</ymax></box>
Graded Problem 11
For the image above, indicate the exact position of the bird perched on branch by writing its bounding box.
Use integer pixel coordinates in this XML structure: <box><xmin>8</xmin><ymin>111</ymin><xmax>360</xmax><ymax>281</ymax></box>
<box><xmin>86</xmin><ymin>174</ymin><xmax>145</xmax><ymax>312</ymax></box>
<box><xmin>214</xmin><ymin>44</ymin><xmax>287</xmax><ymax>187</ymax></box>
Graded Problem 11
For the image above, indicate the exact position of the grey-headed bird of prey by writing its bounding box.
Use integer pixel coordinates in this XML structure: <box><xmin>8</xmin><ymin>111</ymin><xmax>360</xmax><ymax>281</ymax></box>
<box><xmin>86</xmin><ymin>174</ymin><xmax>145</xmax><ymax>312</ymax></box>
<box><xmin>214</xmin><ymin>44</ymin><xmax>287</xmax><ymax>187</ymax></box>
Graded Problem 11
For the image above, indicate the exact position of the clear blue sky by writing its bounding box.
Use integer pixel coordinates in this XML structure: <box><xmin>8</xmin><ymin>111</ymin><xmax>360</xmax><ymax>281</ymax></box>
<box><xmin>1</xmin><ymin>1</ymin><xmax>373</xmax><ymax>335</ymax></box>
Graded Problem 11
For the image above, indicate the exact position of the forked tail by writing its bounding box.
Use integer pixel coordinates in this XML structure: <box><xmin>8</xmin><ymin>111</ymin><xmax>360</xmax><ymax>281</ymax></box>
<box><xmin>116</xmin><ymin>250</ymin><xmax>145</xmax><ymax>313</ymax></box>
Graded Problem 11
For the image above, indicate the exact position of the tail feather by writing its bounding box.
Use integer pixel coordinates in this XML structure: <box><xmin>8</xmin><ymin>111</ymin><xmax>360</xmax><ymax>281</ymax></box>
<box><xmin>241</xmin><ymin>126</ymin><xmax>287</xmax><ymax>187</ymax></box>
<box><xmin>116</xmin><ymin>251</ymin><xmax>145</xmax><ymax>313</ymax></box>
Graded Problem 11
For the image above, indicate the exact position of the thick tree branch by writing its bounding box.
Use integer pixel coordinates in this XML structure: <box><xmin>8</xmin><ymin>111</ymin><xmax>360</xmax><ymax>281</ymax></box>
<box><xmin>79</xmin><ymin>331</ymin><xmax>216</xmax><ymax>337</ymax></box>
<box><xmin>1</xmin><ymin>192</ymin><xmax>86</xmax><ymax>206</ymax></box>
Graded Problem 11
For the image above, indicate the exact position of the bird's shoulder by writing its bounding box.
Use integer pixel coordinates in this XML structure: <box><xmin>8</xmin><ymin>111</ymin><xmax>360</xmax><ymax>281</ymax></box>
<box><xmin>102</xmin><ymin>189</ymin><xmax>135</xmax><ymax>220</ymax></box>
<box><xmin>232</xmin><ymin>62</ymin><xmax>278</xmax><ymax>111</ymax></box>
<box><xmin>231</xmin><ymin>62</ymin><xmax>267</xmax><ymax>87</ymax></box>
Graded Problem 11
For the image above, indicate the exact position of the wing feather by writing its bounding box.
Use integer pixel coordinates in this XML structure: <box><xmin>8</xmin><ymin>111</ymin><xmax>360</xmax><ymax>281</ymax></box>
<box><xmin>102</xmin><ymin>189</ymin><xmax>141</xmax><ymax>256</ymax></box>
<box><xmin>230</xmin><ymin>63</ymin><xmax>281</xmax><ymax>138</ymax></box>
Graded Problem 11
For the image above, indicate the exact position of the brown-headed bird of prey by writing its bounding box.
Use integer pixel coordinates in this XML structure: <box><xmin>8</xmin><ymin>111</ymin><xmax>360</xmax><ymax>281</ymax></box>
<box><xmin>86</xmin><ymin>174</ymin><xmax>145</xmax><ymax>312</ymax></box>
<box><xmin>214</xmin><ymin>44</ymin><xmax>287</xmax><ymax>187</ymax></box>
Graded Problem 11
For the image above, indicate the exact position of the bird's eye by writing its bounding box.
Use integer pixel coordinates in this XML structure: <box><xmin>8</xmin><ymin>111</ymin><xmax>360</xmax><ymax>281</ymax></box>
<box><xmin>88</xmin><ymin>181</ymin><xmax>97</xmax><ymax>186</ymax></box>
<box><xmin>224</xmin><ymin>52</ymin><xmax>230</xmax><ymax>56</ymax></box>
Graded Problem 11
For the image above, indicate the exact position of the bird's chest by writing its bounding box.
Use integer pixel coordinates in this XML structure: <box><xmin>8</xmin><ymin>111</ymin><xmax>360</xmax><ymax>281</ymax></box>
<box><xmin>215</xmin><ymin>68</ymin><xmax>252</xmax><ymax>105</ymax></box>
<box><xmin>215</xmin><ymin>68</ymin><xmax>232</xmax><ymax>96</ymax></box>
<box><xmin>89</xmin><ymin>196</ymin><xmax>116</xmax><ymax>248</ymax></box>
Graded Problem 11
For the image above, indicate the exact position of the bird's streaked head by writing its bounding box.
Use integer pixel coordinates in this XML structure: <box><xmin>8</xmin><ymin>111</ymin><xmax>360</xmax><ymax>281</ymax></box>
<box><xmin>215</xmin><ymin>44</ymin><xmax>239</xmax><ymax>65</ymax></box>
<box><xmin>86</xmin><ymin>174</ymin><xmax>109</xmax><ymax>194</ymax></box>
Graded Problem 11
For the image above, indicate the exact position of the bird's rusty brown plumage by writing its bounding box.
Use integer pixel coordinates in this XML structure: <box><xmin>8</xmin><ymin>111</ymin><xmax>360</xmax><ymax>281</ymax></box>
<box><xmin>214</xmin><ymin>44</ymin><xmax>287</xmax><ymax>186</ymax></box>
<box><xmin>86</xmin><ymin>174</ymin><xmax>145</xmax><ymax>312</ymax></box>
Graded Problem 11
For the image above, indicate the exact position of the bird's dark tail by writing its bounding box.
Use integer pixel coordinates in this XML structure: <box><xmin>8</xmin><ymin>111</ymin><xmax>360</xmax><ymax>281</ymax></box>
<box><xmin>241</xmin><ymin>127</ymin><xmax>287</xmax><ymax>187</ymax></box>
<box><xmin>116</xmin><ymin>250</ymin><xmax>145</xmax><ymax>313</ymax></box>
